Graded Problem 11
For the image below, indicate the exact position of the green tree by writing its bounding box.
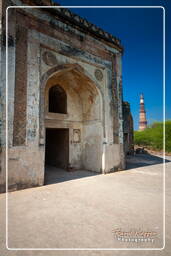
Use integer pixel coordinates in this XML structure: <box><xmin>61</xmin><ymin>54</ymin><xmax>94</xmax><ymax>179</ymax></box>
<box><xmin>134</xmin><ymin>121</ymin><xmax>171</xmax><ymax>152</ymax></box>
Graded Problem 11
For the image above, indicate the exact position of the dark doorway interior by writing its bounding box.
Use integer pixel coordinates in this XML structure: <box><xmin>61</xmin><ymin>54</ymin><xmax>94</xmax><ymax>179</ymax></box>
<box><xmin>45</xmin><ymin>128</ymin><xmax>69</xmax><ymax>169</ymax></box>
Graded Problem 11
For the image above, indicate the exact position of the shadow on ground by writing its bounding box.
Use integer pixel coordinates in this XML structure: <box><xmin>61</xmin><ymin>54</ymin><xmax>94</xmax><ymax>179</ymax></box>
<box><xmin>44</xmin><ymin>166</ymin><xmax>99</xmax><ymax>185</ymax></box>
<box><xmin>45</xmin><ymin>154</ymin><xmax>170</xmax><ymax>185</ymax></box>
<box><xmin>126</xmin><ymin>153</ymin><xmax>170</xmax><ymax>170</ymax></box>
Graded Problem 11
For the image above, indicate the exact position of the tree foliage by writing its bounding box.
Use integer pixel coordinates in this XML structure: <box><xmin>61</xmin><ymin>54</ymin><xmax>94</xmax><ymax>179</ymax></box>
<box><xmin>134</xmin><ymin>121</ymin><xmax>171</xmax><ymax>152</ymax></box>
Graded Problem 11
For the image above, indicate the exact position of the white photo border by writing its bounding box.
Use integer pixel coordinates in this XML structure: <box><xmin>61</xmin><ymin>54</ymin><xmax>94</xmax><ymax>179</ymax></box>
<box><xmin>5</xmin><ymin>5</ymin><xmax>165</xmax><ymax>251</ymax></box>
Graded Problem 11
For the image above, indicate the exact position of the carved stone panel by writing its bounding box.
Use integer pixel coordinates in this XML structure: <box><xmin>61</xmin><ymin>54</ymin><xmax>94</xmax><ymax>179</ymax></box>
<box><xmin>94</xmin><ymin>69</ymin><xmax>103</xmax><ymax>81</ymax></box>
<box><xmin>73</xmin><ymin>129</ymin><xmax>81</xmax><ymax>143</ymax></box>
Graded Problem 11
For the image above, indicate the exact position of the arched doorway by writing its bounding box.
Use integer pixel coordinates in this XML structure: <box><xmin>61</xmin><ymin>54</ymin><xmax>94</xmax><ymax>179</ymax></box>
<box><xmin>40</xmin><ymin>64</ymin><xmax>104</xmax><ymax>183</ymax></box>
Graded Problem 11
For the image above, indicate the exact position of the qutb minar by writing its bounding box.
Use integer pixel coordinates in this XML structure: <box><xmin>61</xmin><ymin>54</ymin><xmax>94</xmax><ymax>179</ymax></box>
<box><xmin>139</xmin><ymin>94</ymin><xmax>147</xmax><ymax>131</ymax></box>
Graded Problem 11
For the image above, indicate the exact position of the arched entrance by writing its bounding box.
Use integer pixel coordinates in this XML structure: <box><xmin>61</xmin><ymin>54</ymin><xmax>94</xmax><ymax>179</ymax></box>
<box><xmin>40</xmin><ymin>64</ymin><xmax>104</xmax><ymax>183</ymax></box>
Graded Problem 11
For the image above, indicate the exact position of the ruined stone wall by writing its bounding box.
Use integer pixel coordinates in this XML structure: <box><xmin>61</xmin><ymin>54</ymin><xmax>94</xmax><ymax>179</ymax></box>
<box><xmin>0</xmin><ymin>0</ymin><xmax>125</xmax><ymax>192</ymax></box>
<box><xmin>123</xmin><ymin>102</ymin><xmax>134</xmax><ymax>155</ymax></box>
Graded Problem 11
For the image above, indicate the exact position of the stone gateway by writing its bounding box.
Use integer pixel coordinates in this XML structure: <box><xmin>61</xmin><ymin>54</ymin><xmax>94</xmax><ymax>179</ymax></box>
<box><xmin>0</xmin><ymin>0</ymin><xmax>133</xmax><ymax>192</ymax></box>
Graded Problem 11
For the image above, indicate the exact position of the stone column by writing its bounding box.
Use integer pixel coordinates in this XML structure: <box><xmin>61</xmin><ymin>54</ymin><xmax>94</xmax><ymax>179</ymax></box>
<box><xmin>113</xmin><ymin>52</ymin><xmax>125</xmax><ymax>170</ymax></box>
<box><xmin>0</xmin><ymin>1</ymin><xmax>16</xmax><ymax>192</ymax></box>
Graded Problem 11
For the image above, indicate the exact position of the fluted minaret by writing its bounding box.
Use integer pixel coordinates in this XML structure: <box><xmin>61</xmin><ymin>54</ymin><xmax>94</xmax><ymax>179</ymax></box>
<box><xmin>139</xmin><ymin>94</ymin><xmax>147</xmax><ymax>131</ymax></box>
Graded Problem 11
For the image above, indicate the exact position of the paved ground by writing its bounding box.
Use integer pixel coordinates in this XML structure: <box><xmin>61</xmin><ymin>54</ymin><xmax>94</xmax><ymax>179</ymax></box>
<box><xmin>0</xmin><ymin>153</ymin><xmax>171</xmax><ymax>256</ymax></box>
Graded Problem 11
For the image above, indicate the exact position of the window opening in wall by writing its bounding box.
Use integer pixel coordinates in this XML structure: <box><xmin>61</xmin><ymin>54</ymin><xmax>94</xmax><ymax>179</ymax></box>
<box><xmin>49</xmin><ymin>85</ymin><xmax>67</xmax><ymax>114</ymax></box>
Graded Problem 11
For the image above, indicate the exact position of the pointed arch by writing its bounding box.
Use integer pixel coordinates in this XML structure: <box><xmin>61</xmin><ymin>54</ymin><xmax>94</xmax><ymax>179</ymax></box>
<box><xmin>39</xmin><ymin>63</ymin><xmax>105</xmax><ymax>144</ymax></box>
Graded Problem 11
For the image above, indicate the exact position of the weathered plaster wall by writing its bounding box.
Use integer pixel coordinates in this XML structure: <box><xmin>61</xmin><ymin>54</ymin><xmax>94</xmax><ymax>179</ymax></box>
<box><xmin>105</xmin><ymin>144</ymin><xmax>121</xmax><ymax>172</ymax></box>
<box><xmin>8</xmin><ymin>146</ymin><xmax>44</xmax><ymax>191</ymax></box>
<box><xmin>82</xmin><ymin>122</ymin><xmax>103</xmax><ymax>172</ymax></box>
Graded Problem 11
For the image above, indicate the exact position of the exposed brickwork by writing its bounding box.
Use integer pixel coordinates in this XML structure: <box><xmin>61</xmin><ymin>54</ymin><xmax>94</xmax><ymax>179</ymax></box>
<box><xmin>13</xmin><ymin>25</ymin><xmax>27</xmax><ymax>146</ymax></box>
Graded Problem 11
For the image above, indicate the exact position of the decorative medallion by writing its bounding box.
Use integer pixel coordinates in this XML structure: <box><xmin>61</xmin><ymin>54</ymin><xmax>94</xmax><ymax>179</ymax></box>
<box><xmin>42</xmin><ymin>51</ymin><xmax>57</xmax><ymax>66</ymax></box>
<box><xmin>94</xmin><ymin>69</ymin><xmax>103</xmax><ymax>81</ymax></box>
